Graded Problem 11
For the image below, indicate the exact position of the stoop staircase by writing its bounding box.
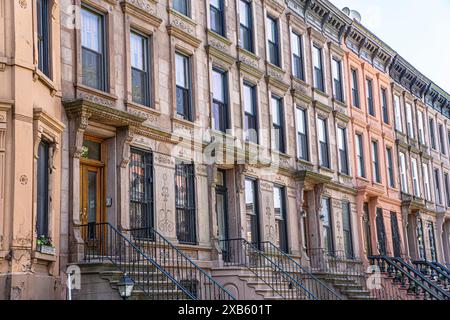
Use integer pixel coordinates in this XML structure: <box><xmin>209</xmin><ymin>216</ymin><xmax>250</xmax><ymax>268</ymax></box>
<box><xmin>80</xmin><ymin>223</ymin><xmax>235</xmax><ymax>300</ymax></box>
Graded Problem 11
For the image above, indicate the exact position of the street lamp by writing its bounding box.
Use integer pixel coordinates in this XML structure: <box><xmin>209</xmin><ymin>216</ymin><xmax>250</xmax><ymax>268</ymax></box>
<box><xmin>118</xmin><ymin>274</ymin><xmax>134</xmax><ymax>300</ymax></box>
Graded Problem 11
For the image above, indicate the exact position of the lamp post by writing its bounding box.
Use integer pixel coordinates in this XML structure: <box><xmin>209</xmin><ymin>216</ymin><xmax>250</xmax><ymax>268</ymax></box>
<box><xmin>118</xmin><ymin>273</ymin><xmax>134</xmax><ymax>300</ymax></box>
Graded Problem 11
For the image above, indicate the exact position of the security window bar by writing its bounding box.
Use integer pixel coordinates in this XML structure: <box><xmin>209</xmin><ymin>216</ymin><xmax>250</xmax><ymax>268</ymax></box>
<box><xmin>243</xmin><ymin>82</ymin><xmax>258</xmax><ymax>144</ymax></box>
<box><xmin>427</xmin><ymin>222</ymin><xmax>437</xmax><ymax>262</ymax></box>
<box><xmin>332</xmin><ymin>58</ymin><xmax>343</xmax><ymax>102</ymax></box>
<box><xmin>175</xmin><ymin>52</ymin><xmax>192</xmax><ymax>121</ymax></box>
<box><xmin>386</xmin><ymin>147</ymin><xmax>395</xmax><ymax>188</ymax></box>
<box><xmin>37</xmin><ymin>141</ymin><xmax>50</xmax><ymax>238</ymax></box>
<box><xmin>351</xmin><ymin>69</ymin><xmax>360</xmax><ymax>108</ymax></box>
<box><xmin>342</xmin><ymin>201</ymin><xmax>354</xmax><ymax>259</ymax></box>
<box><xmin>338</xmin><ymin>127</ymin><xmax>349</xmax><ymax>175</ymax></box>
<box><xmin>130</xmin><ymin>148</ymin><xmax>154</xmax><ymax>238</ymax></box>
<box><xmin>239</xmin><ymin>0</ymin><xmax>253</xmax><ymax>52</ymax></box>
<box><xmin>375</xmin><ymin>208</ymin><xmax>387</xmax><ymax>256</ymax></box>
<box><xmin>210</xmin><ymin>0</ymin><xmax>225</xmax><ymax>36</ymax></box>
<box><xmin>356</xmin><ymin>133</ymin><xmax>365</xmax><ymax>178</ymax></box>
<box><xmin>130</xmin><ymin>31</ymin><xmax>151</xmax><ymax>107</ymax></box>
<box><xmin>272</xmin><ymin>96</ymin><xmax>285</xmax><ymax>153</ymax></box>
<box><xmin>318</xmin><ymin>118</ymin><xmax>329</xmax><ymax>168</ymax></box>
<box><xmin>37</xmin><ymin>0</ymin><xmax>50</xmax><ymax>77</ymax></box>
<box><xmin>390</xmin><ymin>212</ymin><xmax>402</xmax><ymax>258</ymax></box>
<box><xmin>81</xmin><ymin>6</ymin><xmax>107</xmax><ymax>91</ymax></box>
<box><xmin>313</xmin><ymin>45</ymin><xmax>324</xmax><ymax>92</ymax></box>
<box><xmin>296</xmin><ymin>108</ymin><xmax>309</xmax><ymax>161</ymax></box>
<box><xmin>417</xmin><ymin>218</ymin><xmax>426</xmax><ymax>260</ymax></box>
<box><xmin>372</xmin><ymin>140</ymin><xmax>381</xmax><ymax>183</ymax></box>
<box><xmin>175</xmin><ymin>162</ymin><xmax>196</xmax><ymax>244</ymax></box>
<box><xmin>381</xmin><ymin>88</ymin><xmax>389</xmax><ymax>124</ymax></box>
<box><xmin>291</xmin><ymin>32</ymin><xmax>304</xmax><ymax>81</ymax></box>
<box><xmin>366</xmin><ymin>79</ymin><xmax>374</xmax><ymax>116</ymax></box>
<box><xmin>322</xmin><ymin>198</ymin><xmax>334</xmax><ymax>255</ymax></box>
<box><xmin>274</xmin><ymin>186</ymin><xmax>288</xmax><ymax>253</ymax></box>
<box><xmin>173</xmin><ymin>0</ymin><xmax>190</xmax><ymax>16</ymax></box>
<box><xmin>267</xmin><ymin>15</ymin><xmax>280</xmax><ymax>67</ymax></box>
<box><xmin>212</xmin><ymin>68</ymin><xmax>229</xmax><ymax>132</ymax></box>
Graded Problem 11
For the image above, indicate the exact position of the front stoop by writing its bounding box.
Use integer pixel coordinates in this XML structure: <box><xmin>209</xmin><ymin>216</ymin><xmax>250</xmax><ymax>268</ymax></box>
<box><xmin>313</xmin><ymin>273</ymin><xmax>375</xmax><ymax>300</ymax></box>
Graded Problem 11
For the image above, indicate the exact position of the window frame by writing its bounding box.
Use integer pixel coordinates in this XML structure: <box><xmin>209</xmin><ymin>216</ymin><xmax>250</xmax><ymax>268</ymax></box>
<box><xmin>130</xmin><ymin>30</ymin><xmax>151</xmax><ymax>107</ymax></box>
<box><xmin>338</xmin><ymin>126</ymin><xmax>349</xmax><ymax>175</ymax></box>
<box><xmin>212</xmin><ymin>67</ymin><xmax>229</xmax><ymax>132</ymax></box>
<box><xmin>312</xmin><ymin>44</ymin><xmax>325</xmax><ymax>92</ymax></box>
<box><xmin>271</xmin><ymin>95</ymin><xmax>285</xmax><ymax>153</ymax></box>
<box><xmin>175</xmin><ymin>161</ymin><xmax>197</xmax><ymax>244</ymax></box>
<box><xmin>239</xmin><ymin>0</ymin><xmax>254</xmax><ymax>53</ymax></box>
<box><xmin>173</xmin><ymin>0</ymin><xmax>191</xmax><ymax>17</ymax></box>
<box><xmin>317</xmin><ymin>117</ymin><xmax>330</xmax><ymax>168</ymax></box>
<box><xmin>266</xmin><ymin>15</ymin><xmax>280</xmax><ymax>67</ymax></box>
<box><xmin>210</xmin><ymin>0</ymin><xmax>225</xmax><ymax>37</ymax></box>
<box><xmin>296</xmin><ymin>107</ymin><xmax>309</xmax><ymax>161</ymax></box>
<box><xmin>356</xmin><ymin>133</ymin><xmax>365</xmax><ymax>178</ymax></box>
<box><xmin>332</xmin><ymin>58</ymin><xmax>344</xmax><ymax>102</ymax></box>
<box><xmin>381</xmin><ymin>88</ymin><xmax>389</xmax><ymax>124</ymax></box>
<box><xmin>366</xmin><ymin>78</ymin><xmax>375</xmax><ymax>116</ymax></box>
<box><xmin>399</xmin><ymin>152</ymin><xmax>408</xmax><ymax>193</ymax></box>
<box><xmin>175</xmin><ymin>52</ymin><xmax>193</xmax><ymax>121</ymax></box>
<box><xmin>36</xmin><ymin>140</ymin><xmax>50</xmax><ymax>238</ymax></box>
<box><xmin>243</xmin><ymin>82</ymin><xmax>258</xmax><ymax>144</ymax></box>
<box><xmin>386</xmin><ymin>147</ymin><xmax>395</xmax><ymax>188</ymax></box>
<box><xmin>273</xmin><ymin>185</ymin><xmax>289</xmax><ymax>253</ymax></box>
<box><xmin>351</xmin><ymin>68</ymin><xmax>360</xmax><ymax>108</ymax></box>
<box><xmin>291</xmin><ymin>31</ymin><xmax>304</xmax><ymax>81</ymax></box>
<box><xmin>37</xmin><ymin>0</ymin><xmax>51</xmax><ymax>78</ymax></box>
<box><xmin>371</xmin><ymin>140</ymin><xmax>381</xmax><ymax>183</ymax></box>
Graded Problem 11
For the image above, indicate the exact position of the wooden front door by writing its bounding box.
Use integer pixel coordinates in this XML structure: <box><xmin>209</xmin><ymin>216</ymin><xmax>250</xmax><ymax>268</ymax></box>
<box><xmin>80</xmin><ymin>164</ymin><xmax>104</xmax><ymax>240</ymax></box>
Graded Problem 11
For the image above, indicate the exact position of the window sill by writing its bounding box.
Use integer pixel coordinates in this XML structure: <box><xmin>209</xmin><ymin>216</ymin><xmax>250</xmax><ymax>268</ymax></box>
<box><xmin>237</xmin><ymin>46</ymin><xmax>260</xmax><ymax>61</ymax></box>
<box><xmin>207</xmin><ymin>29</ymin><xmax>231</xmax><ymax>45</ymax></box>
<box><xmin>338</xmin><ymin>172</ymin><xmax>352</xmax><ymax>179</ymax></box>
<box><xmin>33</xmin><ymin>68</ymin><xmax>58</xmax><ymax>96</ymax></box>
<box><xmin>313</xmin><ymin>88</ymin><xmax>329</xmax><ymax>98</ymax></box>
<box><xmin>75</xmin><ymin>83</ymin><xmax>118</xmax><ymax>103</ymax></box>
<box><xmin>32</xmin><ymin>251</ymin><xmax>57</xmax><ymax>263</ymax></box>
<box><xmin>318</xmin><ymin>166</ymin><xmax>334</xmax><ymax>174</ymax></box>
<box><xmin>332</xmin><ymin>98</ymin><xmax>346</xmax><ymax>108</ymax></box>
<box><xmin>265</xmin><ymin>61</ymin><xmax>285</xmax><ymax>74</ymax></box>
<box><xmin>125</xmin><ymin>100</ymin><xmax>159</xmax><ymax>115</ymax></box>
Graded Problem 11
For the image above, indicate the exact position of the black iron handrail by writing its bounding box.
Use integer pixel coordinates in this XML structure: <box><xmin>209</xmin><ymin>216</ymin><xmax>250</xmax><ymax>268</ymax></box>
<box><xmin>369</xmin><ymin>255</ymin><xmax>449</xmax><ymax>300</ymax></box>
<box><xmin>130</xmin><ymin>227</ymin><xmax>235</xmax><ymax>300</ymax></box>
<box><xmin>259</xmin><ymin>242</ymin><xmax>342</xmax><ymax>300</ymax></box>
<box><xmin>412</xmin><ymin>260</ymin><xmax>449</xmax><ymax>290</ymax></box>
<box><xmin>220</xmin><ymin>238</ymin><xmax>317</xmax><ymax>300</ymax></box>
<box><xmin>81</xmin><ymin>222</ymin><xmax>195</xmax><ymax>300</ymax></box>
<box><xmin>431</xmin><ymin>261</ymin><xmax>450</xmax><ymax>277</ymax></box>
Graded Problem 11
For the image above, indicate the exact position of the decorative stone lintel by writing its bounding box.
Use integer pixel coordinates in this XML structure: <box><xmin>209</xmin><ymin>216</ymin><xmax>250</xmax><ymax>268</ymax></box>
<box><xmin>120</xmin><ymin>0</ymin><xmax>162</xmax><ymax>28</ymax></box>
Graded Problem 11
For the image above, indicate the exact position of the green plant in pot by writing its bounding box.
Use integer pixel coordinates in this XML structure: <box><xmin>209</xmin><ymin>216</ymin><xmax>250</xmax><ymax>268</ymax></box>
<box><xmin>37</xmin><ymin>235</ymin><xmax>56</xmax><ymax>255</ymax></box>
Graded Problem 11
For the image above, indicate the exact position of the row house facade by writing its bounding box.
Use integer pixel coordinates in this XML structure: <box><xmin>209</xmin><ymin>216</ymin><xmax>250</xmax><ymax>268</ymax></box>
<box><xmin>0</xmin><ymin>0</ymin><xmax>449</xmax><ymax>300</ymax></box>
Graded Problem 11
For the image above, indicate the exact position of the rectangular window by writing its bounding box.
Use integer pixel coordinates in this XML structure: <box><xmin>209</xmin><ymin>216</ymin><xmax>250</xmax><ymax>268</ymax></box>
<box><xmin>411</xmin><ymin>158</ymin><xmax>420</xmax><ymax>197</ymax></box>
<box><xmin>239</xmin><ymin>0</ymin><xmax>253</xmax><ymax>52</ymax></box>
<box><xmin>423</xmin><ymin>163</ymin><xmax>431</xmax><ymax>201</ymax></box>
<box><xmin>351</xmin><ymin>69</ymin><xmax>360</xmax><ymax>108</ymax></box>
<box><xmin>313</xmin><ymin>45</ymin><xmax>324</xmax><ymax>92</ymax></box>
<box><xmin>130</xmin><ymin>149</ymin><xmax>154</xmax><ymax>237</ymax></box>
<box><xmin>243</xmin><ymin>82</ymin><xmax>258</xmax><ymax>143</ymax></box>
<box><xmin>444</xmin><ymin>173</ymin><xmax>450</xmax><ymax>207</ymax></box>
<box><xmin>399</xmin><ymin>152</ymin><xmax>408</xmax><ymax>193</ymax></box>
<box><xmin>406</xmin><ymin>103</ymin><xmax>414</xmax><ymax>138</ymax></box>
<box><xmin>317</xmin><ymin>118</ymin><xmax>329</xmax><ymax>168</ymax></box>
<box><xmin>267</xmin><ymin>16</ymin><xmax>280</xmax><ymax>67</ymax></box>
<box><xmin>37</xmin><ymin>141</ymin><xmax>50</xmax><ymax>237</ymax></box>
<box><xmin>356</xmin><ymin>133</ymin><xmax>365</xmax><ymax>178</ymax></box>
<box><xmin>81</xmin><ymin>6</ymin><xmax>107</xmax><ymax>91</ymax></box>
<box><xmin>173</xmin><ymin>0</ymin><xmax>190</xmax><ymax>16</ymax></box>
<box><xmin>434</xmin><ymin>168</ymin><xmax>442</xmax><ymax>205</ymax></box>
<box><xmin>427</xmin><ymin>222</ymin><xmax>437</xmax><ymax>262</ymax></box>
<box><xmin>338</xmin><ymin>127</ymin><xmax>349</xmax><ymax>175</ymax></box>
<box><xmin>372</xmin><ymin>140</ymin><xmax>381</xmax><ymax>183</ymax></box>
<box><xmin>296</xmin><ymin>108</ymin><xmax>309</xmax><ymax>161</ymax></box>
<box><xmin>272</xmin><ymin>96</ymin><xmax>285</xmax><ymax>153</ymax></box>
<box><xmin>429</xmin><ymin>118</ymin><xmax>436</xmax><ymax>149</ymax></box>
<box><xmin>367</xmin><ymin>79</ymin><xmax>374</xmax><ymax>116</ymax></box>
<box><xmin>342</xmin><ymin>201</ymin><xmax>353</xmax><ymax>259</ymax></box>
<box><xmin>394</xmin><ymin>95</ymin><xmax>403</xmax><ymax>132</ymax></box>
<box><xmin>438</xmin><ymin>124</ymin><xmax>446</xmax><ymax>155</ymax></box>
<box><xmin>210</xmin><ymin>0</ymin><xmax>225</xmax><ymax>36</ymax></box>
<box><xmin>130</xmin><ymin>31</ymin><xmax>150</xmax><ymax>107</ymax></box>
<box><xmin>322</xmin><ymin>197</ymin><xmax>334</xmax><ymax>255</ymax></box>
<box><xmin>212</xmin><ymin>68</ymin><xmax>228</xmax><ymax>132</ymax></box>
<box><xmin>175</xmin><ymin>52</ymin><xmax>192</xmax><ymax>121</ymax></box>
<box><xmin>175</xmin><ymin>162</ymin><xmax>196</xmax><ymax>244</ymax></box>
<box><xmin>245</xmin><ymin>178</ymin><xmax>260</xmax><ymax>244</ymax></box>
<box><xmin>418</xmin><ymin>110</ymin><xmax>425</xmax><ymax>145</ymax></box>
<box><xmin>381</xmin><ymin>88</ymin><xmax>389</xmax><ymax>124</ymax></box>
<box><xmin>291</xmin><ymin>32</ymin><xmax>304</xmax><ymax>80</ymax></box>
<box><xmin>332</xmin><ymin>58</ymin><xmax>344</xmax><ymax>102</ymax></box>
<box><xmin>37</xmin><ymin>0</ymin><xmax>50</xmax><ymax>77</ymax></box>
<box><xmin>386</xmin><ymin>147</ymin><xmax>395</xmax><ymax>188</ymax></box>
<box><xmin>274</xmin><ymin>186</ymin><xmax>288</xmax><ymax>253</ymax></box>
<box><xmin>390</xmin><ymin>212</ymin><xmax>402</xmax><ymax>258</ymax></box>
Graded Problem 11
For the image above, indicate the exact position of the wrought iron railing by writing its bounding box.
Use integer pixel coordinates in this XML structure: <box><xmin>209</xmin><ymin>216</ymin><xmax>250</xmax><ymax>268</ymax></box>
<box><xmin>220</xmin><ymin>238</ymin><xmax>317</xmax><ymax>300</ymax></box>
<box><xmin>259</xmin><ymin>242</ymin><xmax>341</xmax><ymax>300</ymax></box>
<box><xmin>81</xmin><ymin>223</ymin><xmax>194</xmax><ymax>300</ymax></box>
<box><xmin>413</xmin><ymin>260</ymin><xmax>449</xmax><ymax>290</ymax></box>
<box><xmin>130</xmin><ymin>227</ymin><xmax>235</xmax><ymax>300</ymax></box>
<box><xmin>432</xmin><ymin>261</ymin><xmax>450</xmax><ymax>277</ymax></box>
<box><xmin>369</xmin><ymin>256</ymin><xmax>450</xmax><ymax>300</ymax></box>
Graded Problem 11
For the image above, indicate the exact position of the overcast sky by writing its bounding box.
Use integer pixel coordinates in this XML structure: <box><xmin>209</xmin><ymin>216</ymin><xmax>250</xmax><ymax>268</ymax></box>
<box><xmin>329</xmin><ymin>0</ymin><xmax>450</xmax><ymax>93</ymax></box>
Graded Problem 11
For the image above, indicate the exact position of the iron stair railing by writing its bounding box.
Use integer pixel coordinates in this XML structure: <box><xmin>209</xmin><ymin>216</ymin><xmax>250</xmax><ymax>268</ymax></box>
<box><xmin>259</xmin><ymin>242</ymin><xmax>342</xmax><ymax>300</ymax></box>
<box><xmin>81</xmin><ymin>222</ymin><xmax>195</xmax><ymax>300</ymax></box>
<box><xmin>130</xmin><ymin>227</ymin><xmax>235</xmax><ymax>300</ymax></box>
<box><xmin>413</xmin><ymin>260</ymin><xmax>449</xmax><ymax>290</ymax></box>
<box><xmin>431</xmin><ymin>261</ymin><xmax>450</xmax><ymax>277</ymax></box>
<box><xmin>220</xmin><ymin>238</ymin><xmax>317</xmax><ymax>300</ymax></box>
<box><xmin>369</xmin><ymin>256</ymin><xmax>450</xmax><ymax>300</ymax></box>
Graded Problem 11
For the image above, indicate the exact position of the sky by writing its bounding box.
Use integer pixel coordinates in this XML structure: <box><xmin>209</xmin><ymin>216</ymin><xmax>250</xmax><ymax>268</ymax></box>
<box><xmin>329</xmin><ymin>0</ymin><xmax>450</xmax><ymax>93</ymax></box>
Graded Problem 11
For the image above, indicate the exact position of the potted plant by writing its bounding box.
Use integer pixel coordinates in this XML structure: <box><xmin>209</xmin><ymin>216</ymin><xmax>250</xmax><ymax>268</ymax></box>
<box><xmin>37</xmin><ymin>235</ymin><xmax>56</xmax><ymax>255</ymax></box>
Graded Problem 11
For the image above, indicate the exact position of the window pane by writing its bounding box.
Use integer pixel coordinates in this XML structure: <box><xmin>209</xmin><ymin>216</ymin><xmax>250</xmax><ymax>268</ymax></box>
<box><xmin>212</xmin><ymin>69</ymin><xmax>225</xmax><ymax>102</ymax></box>
<box><xmin>131</xmin><ymin>32</ymin><xmax>145</xmax><ymax>70</ymax></box>
<box><xmin>82</xmin><ymin>8</ymin><xmax>102</xmax><ymax>52</ymax></box>
<box><xmin>175</xmin><ymin>53</ymin><xmax>188</xmax><ymax>88</ymax></box>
